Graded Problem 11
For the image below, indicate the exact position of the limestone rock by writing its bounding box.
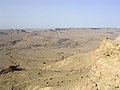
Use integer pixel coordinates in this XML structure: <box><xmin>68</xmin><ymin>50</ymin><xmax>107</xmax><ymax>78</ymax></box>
<box><xmin>85</xmin><ymin>36</ymin><xmax>120</xmax><ymax>90</ymax></box>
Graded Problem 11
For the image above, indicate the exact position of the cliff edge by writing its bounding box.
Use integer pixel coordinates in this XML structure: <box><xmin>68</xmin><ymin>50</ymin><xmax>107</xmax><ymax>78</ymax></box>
<box><xmin>84</xmin><ymin>35</ymin><xmax>120</xmax><ymax>90</ymax></box>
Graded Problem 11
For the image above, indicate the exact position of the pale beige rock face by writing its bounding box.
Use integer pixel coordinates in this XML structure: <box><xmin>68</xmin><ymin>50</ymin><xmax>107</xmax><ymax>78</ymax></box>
<box><xmin>85</xmin><ymin>36</ymin><xmax>120</xmax><ymax>90</ymax></box>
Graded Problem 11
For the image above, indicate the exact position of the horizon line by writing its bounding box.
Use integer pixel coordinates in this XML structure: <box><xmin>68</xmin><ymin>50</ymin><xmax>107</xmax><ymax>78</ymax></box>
<box><xmin>1</xmin><ymin>27</ymin><xmax>120</xmax><ymax>30</ymax></box>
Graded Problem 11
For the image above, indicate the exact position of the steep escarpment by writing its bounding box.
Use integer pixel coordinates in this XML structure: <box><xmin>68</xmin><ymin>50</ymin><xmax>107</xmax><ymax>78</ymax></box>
<box><xmin>84</xmin><ymin>35</ymin><xmax>120</xmax><ymax>90</ymax></box>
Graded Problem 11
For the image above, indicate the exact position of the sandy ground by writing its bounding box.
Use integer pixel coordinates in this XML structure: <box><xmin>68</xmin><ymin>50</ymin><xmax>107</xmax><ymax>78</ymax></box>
<box><xmin>0</xmin><ymin>28</ymin><xmax>120</xmax><ymax>90</ymax></box>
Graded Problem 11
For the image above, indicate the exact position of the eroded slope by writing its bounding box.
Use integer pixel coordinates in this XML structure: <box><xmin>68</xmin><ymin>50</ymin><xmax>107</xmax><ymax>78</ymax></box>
<box><xmin>84</xmin><ymin>35</ymin><xmax>120</xmax><ymax>90</ymax></box>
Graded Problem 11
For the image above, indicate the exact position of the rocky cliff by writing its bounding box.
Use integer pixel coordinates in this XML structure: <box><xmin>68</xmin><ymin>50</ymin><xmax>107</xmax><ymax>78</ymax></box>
<box><xmin>84</xmin><ymin>35</ymin><xmax>120</xmax><ymax>90</ymax></box>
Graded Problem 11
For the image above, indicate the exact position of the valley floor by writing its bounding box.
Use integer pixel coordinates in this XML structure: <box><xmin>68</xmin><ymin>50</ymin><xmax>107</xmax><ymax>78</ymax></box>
<box><xmin>0</xmin><ymin>28</ymin><xmax>120</xmax><ymax>90</ymax></box>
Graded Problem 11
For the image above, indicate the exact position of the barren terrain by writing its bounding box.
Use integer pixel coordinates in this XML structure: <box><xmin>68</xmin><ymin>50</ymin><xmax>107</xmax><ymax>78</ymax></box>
<box><xmin>0</xmin><ymin>28</ymin><xmax>120</xmax><ymax>90</ymax></box>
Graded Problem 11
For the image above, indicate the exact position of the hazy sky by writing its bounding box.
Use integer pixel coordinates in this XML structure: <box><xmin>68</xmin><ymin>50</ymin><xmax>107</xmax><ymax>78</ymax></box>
<box><xmin>0</xmin><ymin>0</ymin><xmax>120</xmax><ymax>29</ymax></box>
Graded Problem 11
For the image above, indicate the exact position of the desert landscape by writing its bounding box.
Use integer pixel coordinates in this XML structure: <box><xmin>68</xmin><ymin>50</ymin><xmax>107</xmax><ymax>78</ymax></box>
<box><xmin>0</xmin><ymin>28</ymin><xmax>120</xmax><ymax>90</ymax></box>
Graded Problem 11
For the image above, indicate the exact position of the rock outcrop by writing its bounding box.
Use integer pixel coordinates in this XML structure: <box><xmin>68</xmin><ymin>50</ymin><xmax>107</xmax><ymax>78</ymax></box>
<box><xmin>84</xmin><ymin>35</ymin><xmax>120</xmax><ymax>90</ymax></box>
